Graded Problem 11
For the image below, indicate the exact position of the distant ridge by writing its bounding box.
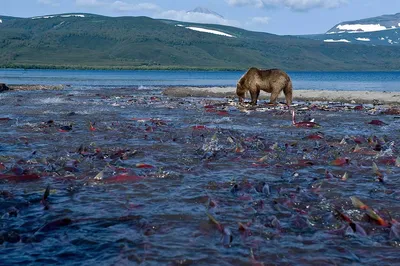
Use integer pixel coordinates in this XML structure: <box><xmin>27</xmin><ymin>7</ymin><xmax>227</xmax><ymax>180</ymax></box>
<box><xmin>1</xmin><ymin>13</ymin><xmax>400</xmax><ymax>70</ymax></box>
<box><xmin>326</xmin><ymin>12</ymin><xmax>400</xmax><ymax>34</ymax></box>
<box><xmin>299</xmin><ymin>12</ymin><xmax>400</xmax><ymax>46</ymax></box>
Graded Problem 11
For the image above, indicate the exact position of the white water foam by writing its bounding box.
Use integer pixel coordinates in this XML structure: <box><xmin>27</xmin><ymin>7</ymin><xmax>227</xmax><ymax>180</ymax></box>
<box><xmin>39</xmin><ymin>97</ymin><xmax>68</xmax><ymax>104</ymax></box>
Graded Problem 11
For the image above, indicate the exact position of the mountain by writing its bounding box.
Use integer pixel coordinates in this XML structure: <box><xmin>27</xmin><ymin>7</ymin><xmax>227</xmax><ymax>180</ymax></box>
<box><xmin>187</xmin><ymin>7</ymin><xmax>224</xmax><ymax>19</ymax></box>
<box><xmin>326</xmin><ymin>13</ymin><xmax>400</xmax><ymax>34</ymax></box>
<box><xmin>300</xmin><ymin>12</ymin><xmax>400</xmax><ymax>46</ymax></box>
<box><xmin>1</xmin><ymin>13</ymin><xmax>400</xmax><ymax>70</ymax></box>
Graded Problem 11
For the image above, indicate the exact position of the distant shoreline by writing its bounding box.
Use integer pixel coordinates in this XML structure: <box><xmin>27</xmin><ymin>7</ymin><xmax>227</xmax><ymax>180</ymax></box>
<box><xmin>2</xmin><ymin>66</ymin><xmax>400</xmax><ymax>72</ymax></box>
<box><xmin>6</xmin><ymin>84</ymin><xmax>66</xmax><ymax>91</ymax></box>
<box><xmin>0</xmin><ymin>65</ymin><xmax>245</xmax><ymax>72</ymax></box>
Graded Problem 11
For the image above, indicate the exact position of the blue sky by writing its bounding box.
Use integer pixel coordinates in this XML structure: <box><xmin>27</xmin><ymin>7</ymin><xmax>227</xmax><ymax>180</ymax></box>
<box><xmin>3</xmin><ymin>0</ymin><xmax>400</xmax><ymax>35</ymax></box>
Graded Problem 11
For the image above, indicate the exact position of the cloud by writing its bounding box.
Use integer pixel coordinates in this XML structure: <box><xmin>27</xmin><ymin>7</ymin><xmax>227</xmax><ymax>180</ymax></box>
<box><xmin>250</xmin><ymin>16</ymin><xmax>270</xmax><ymax>24</ymax></box>
<box><xmin>226</xmin><ymin>0</ymin><xmax>265</xmax><ymax>8</ymax></box>
<box><xmin>75</xmin><ymin>0</ymin><xmax>105</xmax><ymax>7</ymax></box>
<box><xmin>157</xmin><ymin>9</ymin><xmax>240</xmax><ymax>27</ymax></box>
<box><xmin>76</xmin><ymin>0</ymin><xmax>160</xmax><ymax>12</ymax></box>
<box><xmin>112</xmin><ymin>1</ymin><xmax>160</xmax><ymax>12</ymax></box>
<box><xmin>226</xmin><ymin>0</ymin><xmax>348</xmax><ymax>11</ymax></box>
<box><xmin>37</xmin><ymin>0</ymin><xmax>60</xmax><ymax>6</ymax></box>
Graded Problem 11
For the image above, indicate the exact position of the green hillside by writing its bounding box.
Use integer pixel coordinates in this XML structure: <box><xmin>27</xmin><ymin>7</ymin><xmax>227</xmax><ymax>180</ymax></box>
<box><xmin>1</xmin><ymin>13</ymin><xmax>400</xmax><ymax>71</ymax></box>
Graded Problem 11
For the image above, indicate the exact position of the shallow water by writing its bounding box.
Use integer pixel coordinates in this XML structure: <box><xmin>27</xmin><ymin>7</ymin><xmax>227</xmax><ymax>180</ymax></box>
<box><xmin>0</xmin><ymin>86</ymin><xmax>400</xmax><ymax>265</ymax></box>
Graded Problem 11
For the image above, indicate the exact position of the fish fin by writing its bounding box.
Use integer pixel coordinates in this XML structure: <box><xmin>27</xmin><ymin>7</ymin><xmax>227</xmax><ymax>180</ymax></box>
<box><xmin>43</xmin><ymin>184</ymin><xmax>50</xmax><ymax>201</ymax></box>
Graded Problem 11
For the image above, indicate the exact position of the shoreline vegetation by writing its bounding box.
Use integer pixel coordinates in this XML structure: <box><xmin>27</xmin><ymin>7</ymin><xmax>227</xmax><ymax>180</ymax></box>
<box><xmin>0</xmin><ymin>65</ymin><xmax>246</xmax><ymax>71</ymax></box>
<box><xmin>2</xmin><ymin>84</ymin><xmax>399</xmax><ymax>105</ymax></box>
<box><xmin>2</xmin><ymin>65</ymin><xmax>400</xmax><ymax>72</ymax></box>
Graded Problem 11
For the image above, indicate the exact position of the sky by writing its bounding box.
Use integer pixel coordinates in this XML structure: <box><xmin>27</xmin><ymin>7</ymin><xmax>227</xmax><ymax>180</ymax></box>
<box><xmin>2</xmin><ymin>0</ymin><xmax>400</xmax><ymax>35</ymax></box>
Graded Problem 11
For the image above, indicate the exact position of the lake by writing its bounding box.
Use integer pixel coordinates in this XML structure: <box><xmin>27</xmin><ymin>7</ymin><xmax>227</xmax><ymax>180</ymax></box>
<box><xmin>1</xmin><ymin>69</ymin><xmax>400</xmax><ymax>91</ymax></box>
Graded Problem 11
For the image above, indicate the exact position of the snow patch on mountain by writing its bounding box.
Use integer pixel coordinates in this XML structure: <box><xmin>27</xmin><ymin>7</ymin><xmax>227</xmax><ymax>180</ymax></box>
<box><xmin>61</xmin><ymin>14</ymin><xmax>85</xmax><ymax>18</ymax></box>
<box><xmin>324</xmin><ymin>39</ymin><xmax>351</xmax><ymax>43</ymax></box>
<box><xmin>186</xmin><ymin>26</ymin><xmax>235</xmax><ymax>37</ymax></box>
<box><xmin>176</xmin><ymin>24</ymin><xmax>235</xmax><ymax>38</ymax></box>
<box><xmin>32</xmin><ymin>14</ymin><xmax>85</xmax><ymax>20</ymax></box>
<box><xmin>32</xmin><ymin>15</ymin><xmax>55</xmax><ymax>20</ymax></box>
<box><xmin>356</xmin><ymin>37</ymin><xmax>370</xmax><ymax>41</ymax></box>
<box><xmin>336</xmin><ymin>24</ymin><xmax>387</xmax><ymax>33</ymax></box>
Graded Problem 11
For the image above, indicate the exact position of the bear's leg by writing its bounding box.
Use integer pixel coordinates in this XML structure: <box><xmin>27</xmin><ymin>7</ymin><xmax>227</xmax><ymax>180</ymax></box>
<box><xmin>269</xmin><ymin>90</ymin><xmax>280</xmax><ymax>104</ymax></box>
<box><xmin>283</xmin><ymin>82</ymin><xmax>293</xmax><ymax>106</ymax></box>
<box><xmin>250</xmin><ymin>90</ymin><xmax>260</xmax><ymax>105</ymax></box>
<box><xmin>284</xmin><ymin>92</ymin><xmax>292</xmax><ymax>106</ymax></box>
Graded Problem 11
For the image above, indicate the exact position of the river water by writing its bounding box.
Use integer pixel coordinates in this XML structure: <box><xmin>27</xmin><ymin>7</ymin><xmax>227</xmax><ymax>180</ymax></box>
<box><xmin>0</xmin><ymin>70</ymin><xmax>399</xmax><ymax>265</ymax></box>
<box><xmin>1</xmin><ymin>69</ymin><xmax>400</xmax><ymax>91</ymax></box>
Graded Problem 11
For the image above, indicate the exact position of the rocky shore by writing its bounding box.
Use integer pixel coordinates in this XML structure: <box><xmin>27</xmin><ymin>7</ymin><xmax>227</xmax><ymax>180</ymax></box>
<box><xmin>1</xmin><ymin>83</ymin><xmax>399</xmax><ymax>105</ymax></box>
<box><xmin>0</xmin><ymin>83</ymin><xmax>10</xmax><ymax>92</ymax></box>
<box><xmin>0</xmin><ymin>84</ymin><xmax>65</xmax><ymax>92</ymax></box>
<box><xmin>163</xmin><ymin>86</ymin><xmax>400</xmax><ymax>105</ymax></box>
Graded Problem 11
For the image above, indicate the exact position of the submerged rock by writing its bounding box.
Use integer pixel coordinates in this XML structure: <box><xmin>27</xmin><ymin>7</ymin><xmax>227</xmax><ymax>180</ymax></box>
<box><xmin>0</xmin><ymin>83</ymin><xmax>10</xmax><ymax>92</ymax></box>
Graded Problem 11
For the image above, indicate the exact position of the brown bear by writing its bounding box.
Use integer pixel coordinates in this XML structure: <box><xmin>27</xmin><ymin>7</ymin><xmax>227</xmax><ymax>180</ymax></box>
<box><xmin>236</xmin><ymin>67</ymin><xmax>293</xmax><ymax>106</ymax></box>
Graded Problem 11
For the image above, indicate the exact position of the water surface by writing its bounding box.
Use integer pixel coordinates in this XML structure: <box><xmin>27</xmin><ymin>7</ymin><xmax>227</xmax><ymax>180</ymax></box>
<box><xmin>1</xmin><ymin>69</ymin><xmax>400</xmax><ymax>91</ymax></box>
<box><xmin>0</xmin><ymin>85</ymin><xmax>399</xmax><ymax>265</ymax></box>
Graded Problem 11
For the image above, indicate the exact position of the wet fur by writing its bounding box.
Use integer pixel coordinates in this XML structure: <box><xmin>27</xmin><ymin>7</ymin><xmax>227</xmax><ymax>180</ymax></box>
<box><xmin>236</xmin><ymin>67</ymin><xmax>293</xmax><ymax>106</ymax></box>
